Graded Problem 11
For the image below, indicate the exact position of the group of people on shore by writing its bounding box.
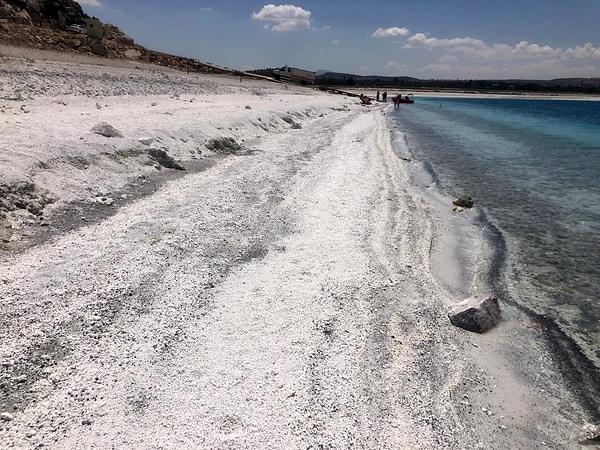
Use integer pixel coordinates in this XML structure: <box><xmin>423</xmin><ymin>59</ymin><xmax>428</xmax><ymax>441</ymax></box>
<box><xmin>377</xmin><ymin>90</ymin><xmax>404</xmax><ymax>108</ymax></box>
<box><xmin>376</xmin><ymin>90</ymin><xmax>387</xmax><ymax>102</ymax></box>
<box><xmin>359</xmin><ymin>91</ymin><xmax>411</xmax><ymax>107</ymax></box>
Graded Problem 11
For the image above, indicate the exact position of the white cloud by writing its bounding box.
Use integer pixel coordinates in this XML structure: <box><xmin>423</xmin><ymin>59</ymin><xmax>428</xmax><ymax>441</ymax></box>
<box><xmin>397</xmin><ymin>31</ymin><xmax>600</xmax><ymax>78</ymax></box>
<box><xmin>439</xmin><ymin>55</ymin><xmax>459</xmax><ymax>64</ymax></box>
<box><xmin>384</xmin><ymin>61</ymin><xmax>410</xmax><ymax>74</ymax></box>
<box><xmin>405</xmin><ymin>33</ymin><xmax>487</xmax><ymax>50</ymax></box>
<box><xmin>372</xmin><ymin>27</ymin><xmax>409</xmax><ymax>38</ymax></box>
<box><xmin>78</xmin><ymin>0</ymin><xmax>102</xmax><ymax>6</ymax></box>
<box><xmin>513</xmin><ymin>41</ymin><xmax>559</xmax><ymax>58</ymax></box>
<box><xmin>418</xmin><ymin>56</ymin><xmax>600</xmax><ymax>79</ymax></box>
<box><xmin>563</xmin><ymin>42</ymin><xmax>600</xmax><ymax>60</ymax></box>
<box><xmin>405</xmin><ymin>33</ymin><xmax>562</xmax><ymax>61</ymax></box>
<box><xmin>252</xmin><ymin>4</ymin><xmax>312</xmax><ymax>32</ymax></box>
<box><xmin>331</xmin><ymin>40</ymin><xmax>340</xmax><ymax>45</ymax></box>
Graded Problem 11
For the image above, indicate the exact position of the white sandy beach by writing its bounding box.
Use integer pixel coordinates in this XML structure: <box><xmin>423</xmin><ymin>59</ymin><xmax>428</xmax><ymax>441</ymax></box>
<box><xmin>0</xmin><ymin>47</ymin><xmax>597</xmax><ymax>449</ymax></box>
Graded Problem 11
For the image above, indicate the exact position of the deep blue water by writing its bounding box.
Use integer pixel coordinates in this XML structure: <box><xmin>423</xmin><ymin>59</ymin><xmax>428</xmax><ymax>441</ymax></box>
<box><xmin>389</xmin><ymin>96</ymin><xmax>600</xmax><ymax>362</ymax></box>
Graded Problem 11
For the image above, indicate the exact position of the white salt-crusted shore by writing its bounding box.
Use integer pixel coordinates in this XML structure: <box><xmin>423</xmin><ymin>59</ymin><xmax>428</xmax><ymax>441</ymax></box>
<box><xmin>0</xmin><ymin>47</ymin><xmax>597</xmax><ymax>449</ymax></box>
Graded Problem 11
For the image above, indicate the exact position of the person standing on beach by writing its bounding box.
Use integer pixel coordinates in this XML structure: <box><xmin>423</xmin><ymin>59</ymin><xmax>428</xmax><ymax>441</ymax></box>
<box><xmin>394</xmin><ymin>94</ymin><xmax>401</xmax><ymax>109</ymax></box>
<box><xmin>376</xmin><ymin>90</ymin><xmax>380</xmax><ymax>102</ymax></box>
<box><xmin>382</xmin><ymin>91</ymin><xmax>387</xmax><ymax>102</ymax></box>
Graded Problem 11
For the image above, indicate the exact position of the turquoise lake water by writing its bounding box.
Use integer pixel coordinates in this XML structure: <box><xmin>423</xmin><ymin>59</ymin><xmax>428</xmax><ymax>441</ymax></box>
<box><xmin>388</xmin><ymin>96</ymin><xmax>600</xmax><ymax>365</ymax></box>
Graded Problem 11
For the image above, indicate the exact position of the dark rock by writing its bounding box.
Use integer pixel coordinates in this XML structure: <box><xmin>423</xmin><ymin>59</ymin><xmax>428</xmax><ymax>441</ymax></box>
<box><xmin>88</xmin><ymin>39</ymin><xmax>108</xmax><ymax>57</ymax></box>
<box><xmin>91</xmin><ymin>122</ymin><xmax>123</xmax><ymax>138</ymax></box>
<box><xmin>13</xmin><ymin>198</ymin><xmax>28</xmax><ymax>209</ymax></box>
<box><xmin>27</xmin><ymin>200</ymin><xmax>43</xmax><ymax>216</ymax></box>
<box><xmin>205</xmin><ymin>137</ymin><xmax>241</xmax><ymax>155</ymax></box>
<box><xmin>448</xmin><ymin>295</ymin><xmax>501</xmax><ymax>333</ymax></box>
<box><xmin>0</xmin><ymin>220</ymin><xmax>12</xmax><ymax>243</ymax></box>
<box><xmin>453</xmin><ymin>195</ymin><xmax>474</xmax><ymax>208</ymax></box>
<box><xmin>147</xmin><ymin>148</ymin><xmax>185</xmax><ymax>170</ymax></box>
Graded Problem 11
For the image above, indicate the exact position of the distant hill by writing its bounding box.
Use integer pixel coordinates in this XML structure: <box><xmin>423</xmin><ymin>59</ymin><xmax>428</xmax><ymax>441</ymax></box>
<box><xmin>548</xmin><ymin>78</ymin><xmax>600</xmax><ymax>87</ymax></box>
<box><xmin>0</xmin><ymin>0</ymin><xmax>236</xmax><ymax>75</ymax></box>
<box><xmin>314</xmin><ymin>71</ymin><xmax>600</xmax><ymax>94</ymax></box>
<box><xmin>317</xmin><ymin>71</ymin><xmax>420</xmax><ymax>84</ymax></box>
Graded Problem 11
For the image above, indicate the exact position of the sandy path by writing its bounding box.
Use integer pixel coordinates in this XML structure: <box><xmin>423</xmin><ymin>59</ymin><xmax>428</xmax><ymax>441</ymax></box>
<box><xmin>0</xmin><ymin>99</ymin><xmax>463</xmax><ymax>449</ymax></box>
<box><xmin>0</xmin><ymin>53</ymin><xmax>596</xmax><ymax>449</ymax></box>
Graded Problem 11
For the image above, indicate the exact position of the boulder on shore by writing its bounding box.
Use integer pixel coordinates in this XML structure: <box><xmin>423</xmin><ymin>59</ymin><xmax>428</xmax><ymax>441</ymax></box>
<box><xmin>448</xmin><ymin>295</ymin><xmax>501</xmax><ymax>333</ymax></box>
<box><xmin>453</xmin><ymin>195</ymin><xmax>474</xmax><ymax>208</ymax></box>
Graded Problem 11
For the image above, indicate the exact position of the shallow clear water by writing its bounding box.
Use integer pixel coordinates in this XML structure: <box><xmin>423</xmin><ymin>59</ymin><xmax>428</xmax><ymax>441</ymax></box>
<box><xmin>389</xmin><ymin>96</ymin><xmax>600</xmax><ymax>362</ymax></box>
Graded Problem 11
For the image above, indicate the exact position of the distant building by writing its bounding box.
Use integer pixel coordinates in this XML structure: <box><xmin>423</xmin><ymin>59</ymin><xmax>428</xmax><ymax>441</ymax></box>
<box><xmin>85</xmin><ymin>18</ymin><xmax>103</xmax><ymax>39</ymax></box>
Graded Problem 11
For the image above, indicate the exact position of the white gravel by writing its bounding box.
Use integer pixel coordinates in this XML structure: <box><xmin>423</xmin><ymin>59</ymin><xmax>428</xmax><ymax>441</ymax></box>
<box><xmin>0</xmin><ymin>48</ymin><xmax>595</xmax><ymax>449</ymax></box>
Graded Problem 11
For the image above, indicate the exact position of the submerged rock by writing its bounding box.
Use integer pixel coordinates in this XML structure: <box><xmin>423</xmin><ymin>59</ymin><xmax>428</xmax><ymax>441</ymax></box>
<box><xmin>448</xmin><ymin>295</ymin><xmax>501</xmax><ymax>333</ymax></box>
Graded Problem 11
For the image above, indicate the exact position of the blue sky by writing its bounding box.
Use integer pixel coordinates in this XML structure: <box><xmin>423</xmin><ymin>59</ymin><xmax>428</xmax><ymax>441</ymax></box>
<box><xmin>78</xmin><ymin>0</ymin><xmax>600</xmax><ymax>79</ymax></box>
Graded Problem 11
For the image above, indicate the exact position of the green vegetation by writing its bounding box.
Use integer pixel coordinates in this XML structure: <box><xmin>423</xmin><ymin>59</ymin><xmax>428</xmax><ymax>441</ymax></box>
<box><xmin>248</xmin><ymin>68</ymin><xmax>599</xmax><ymax>94</ymax></box>
<box><xmin>315</xmin><ymin>75</ymin><xmax>600</xmax><ymax>94</ymax></box>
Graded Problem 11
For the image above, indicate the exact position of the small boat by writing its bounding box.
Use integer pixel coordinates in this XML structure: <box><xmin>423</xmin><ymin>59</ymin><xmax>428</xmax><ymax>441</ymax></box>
<box><xmin>392</xmin><ymin>93</ymin><xmax>414</xmax><ymax>104</ymax></box>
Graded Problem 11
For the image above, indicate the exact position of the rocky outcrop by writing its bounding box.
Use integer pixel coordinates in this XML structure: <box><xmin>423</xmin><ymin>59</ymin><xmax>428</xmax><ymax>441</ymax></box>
<box><xmin>448</xmin><ymin>295</ymin><xmax>501</xmax><ymax>333</ymax></box>
<box><xmin>102</xmin><ymin>23</ymin><xmax>134</xmax><ymax>46</ymax></box>
<box><xmin>0</xmin><ymin>181</ymin><xmax>54</xmax><ymax>246</ymax></box>
<box><xmin>0</xmin><ymin>181</ymin><xmax>54</xmax><ymax>216</ymax></box>
<box><xmin>0</xmin><ymin>1</ymin><xmax>237</xmax><ymax>75</ymax></box>
<box><xmin>0</xmin><ymin>20</ymin><xmax>231</xmax><ymax>75</ymax></box>
<box><xmin>0</xmin><ymin>0</ymin><xmax>87</xmax><ymax>29</ymax></box>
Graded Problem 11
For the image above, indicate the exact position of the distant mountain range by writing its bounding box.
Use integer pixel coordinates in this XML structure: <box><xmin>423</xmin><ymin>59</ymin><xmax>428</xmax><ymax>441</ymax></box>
<box><xmin>317</xmin><ymin>71</ymin><xmax>600</xmax><ymax>86</ymax></box>
<box><xmin>317</xmin><ymin>71</ymin><xmax>420</xmax><ymax>83</ymax></box>
<box><xmin>313</xmin><ymin>71</ymin><xmax>600</xmax><ymax>93</ymax></box>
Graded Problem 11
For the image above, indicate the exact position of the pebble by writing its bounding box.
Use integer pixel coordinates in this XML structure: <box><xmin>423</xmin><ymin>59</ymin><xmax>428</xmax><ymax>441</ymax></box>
<box><xmin>1</xmin><ymin>412</ymin><xmax>14</xmax><ymax>421</ymax></box>
<box><xmin>13</xmin><ymin>374</ymin><xmax>28</xmax><ymax>383</ymax></box>
<box><xmin>138</xmin><ymin>137</ymin><xmax>154</xmax><ymax>146</ymax></box>
<box><xmin>481</xmin><ymin>407</ymin><xmax>493</xmax><ymax>416</ymax></box>
<box><xmin>94</xmin><ymin>197</ymin><xmax>114</xmax><ymax>206</ymax></box>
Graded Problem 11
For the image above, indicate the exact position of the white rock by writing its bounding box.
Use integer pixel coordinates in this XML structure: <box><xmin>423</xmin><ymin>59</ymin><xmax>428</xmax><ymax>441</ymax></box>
<box><xmin>0</xmin><ymin>412</ymin><xmax>14</xmax><ymax>421</ymax></box>
<box><xmin>94</xmin><ymin>197</ymin><xmax>114</xmax><ymax>206</ymax></box>
<box><xmin>138</xmin><ymin>137</ymin><xmax>154</xmax><ymax>146</ymax></box>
